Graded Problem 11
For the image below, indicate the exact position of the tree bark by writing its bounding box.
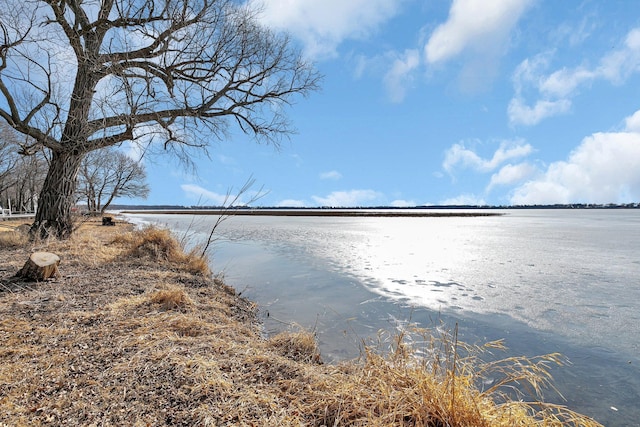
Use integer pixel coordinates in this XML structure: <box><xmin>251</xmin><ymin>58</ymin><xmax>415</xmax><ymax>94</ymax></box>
<box><xmin>30</xmin><ymin>150</ymin><xmax>84</xmax><ymax>239</ymax></box>
<box><xmin>16</xmin><ymin>252</ymin><xmax>61</xmax><ymax>281</ymax></box>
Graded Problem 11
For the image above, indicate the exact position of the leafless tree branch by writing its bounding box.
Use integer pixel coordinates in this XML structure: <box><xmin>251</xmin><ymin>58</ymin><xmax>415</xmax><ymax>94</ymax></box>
<box><xmin>0</xmin><ymin>0</ymin><xmax>320</xmax><ymax>238</ymax></box>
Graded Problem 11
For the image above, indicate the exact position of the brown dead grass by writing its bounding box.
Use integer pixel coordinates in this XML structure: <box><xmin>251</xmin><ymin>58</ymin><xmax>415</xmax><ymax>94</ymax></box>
<box><xmin>112</xmin><ymin>226</ymin><xmax>211</xmax><ymax>276</ymax></box>
<box><xmin>149</xmin><ymin>284</ymin><xmax>195</xmax><ymax>311</ymax></box>
<box><xmin>0</xmin><ymin>220</ymin><xmax>30</xmax><ymax>248</ymax></box>
<box><xmin>268</xmin><ymin>329</ymin><xmax>323</xmax><ymax>364</ymax></box>
<box><xmin>0</xmin><ymin>218</ymin><xmax>603</xmax><ymax>426</ymax></box>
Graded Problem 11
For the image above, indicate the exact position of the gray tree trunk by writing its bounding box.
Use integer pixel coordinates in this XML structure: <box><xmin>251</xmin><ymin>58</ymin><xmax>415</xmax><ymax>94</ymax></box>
<box><xmin>31</xmin><ymin>150</ymin><xmax>84</xmax><ymax>239</ymax></box>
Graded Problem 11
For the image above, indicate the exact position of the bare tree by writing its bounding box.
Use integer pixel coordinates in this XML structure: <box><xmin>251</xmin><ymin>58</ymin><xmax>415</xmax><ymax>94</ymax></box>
<box><xmin>10</xmin><ymin>153</ymin><xmax>48</xmax><ymax>213</ymax></box>
<box><xmin>0</xmin><ymin>126</ymin><xmax>19</xmax><ymax>196</ymax></box>
<box><xmin>0</xmin><ymin>124</ymin><xmax>47</xmax><ymax>211</ymax></box>
<box><xmin>0</xmin><ymin>0</ymin><xmax>320</xmax><ymax>238</ymax></box>
<box><xmin>76</xmin><ymin>149</ymin><xmax>150</xmax><ymax>214</ymax></box>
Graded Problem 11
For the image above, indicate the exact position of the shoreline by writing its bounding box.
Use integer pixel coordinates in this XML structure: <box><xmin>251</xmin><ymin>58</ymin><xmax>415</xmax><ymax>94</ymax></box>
<box><xmin>120</xmin><ymin>208</ymin><xmax>504</xmax><ymax>217</ymax></box>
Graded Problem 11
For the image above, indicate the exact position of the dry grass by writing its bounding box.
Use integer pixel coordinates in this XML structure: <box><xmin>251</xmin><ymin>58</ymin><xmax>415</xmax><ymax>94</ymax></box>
<box><xmin>0</xmin><ymin>220</ymin><xmax>30</xmax><ymax>248</ymax></box>
<box><xmin>149</xmin><ymin>284</ymin><xmax>195</xmax><ymax>311</ymax></box>
<box><xmin>300</xmin><ymin>328</ymin><xmax>601</xmax><ymax>427</ymax></box>
<box><xmin>112</xmin><ymin>225</ymin><xmax>211</xmax><ymax>276</ymax></box>
<box><xmin>268</xmin><ymin>329</ymin><xmax>323</xmax><ymax>364</ymax></box>
<box><xmin>0</xmin><ymin>230</ymin><xmax>29</xmax><ymax>248</ymax></box>
<box><xmin>0</xmin><ymin>217</ymin><xmax>603</xmax><ymax>426</ymax></box>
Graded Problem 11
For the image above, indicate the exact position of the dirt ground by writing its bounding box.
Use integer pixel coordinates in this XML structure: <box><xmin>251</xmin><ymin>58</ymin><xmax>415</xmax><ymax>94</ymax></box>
<box><xmin>0</xmin><ymin>219</ymin><xmax>304</xmax><ymax>426</ymax></box>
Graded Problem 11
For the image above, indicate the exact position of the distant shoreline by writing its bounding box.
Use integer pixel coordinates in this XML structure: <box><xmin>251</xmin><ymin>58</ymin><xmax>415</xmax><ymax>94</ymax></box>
<box><xmin>119</xmin><ymin>209</ymin><xmax>503</xmax><ymax>218</ymax></box>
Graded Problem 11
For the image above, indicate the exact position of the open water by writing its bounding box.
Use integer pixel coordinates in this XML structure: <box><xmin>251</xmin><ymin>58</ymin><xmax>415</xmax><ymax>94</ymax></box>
<box><xmin>124</xmin><ymin>209</ymin><xmax>640</xmax><ymax>426</ymax></box>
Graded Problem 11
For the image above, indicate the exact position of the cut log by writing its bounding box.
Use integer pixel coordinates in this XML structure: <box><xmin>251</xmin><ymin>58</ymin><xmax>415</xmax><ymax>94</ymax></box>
<box><xmin>16</xmin><ymin>252</ymin><xmax>61</xmax><ymax>281</ymax></box>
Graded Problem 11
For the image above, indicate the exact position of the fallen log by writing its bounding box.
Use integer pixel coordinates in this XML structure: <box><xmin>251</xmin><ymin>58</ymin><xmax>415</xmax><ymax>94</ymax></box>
<box><xmin>16</xmin><ymin>252</ymin><xmax>61</xmax><ymax>281</ymax></box>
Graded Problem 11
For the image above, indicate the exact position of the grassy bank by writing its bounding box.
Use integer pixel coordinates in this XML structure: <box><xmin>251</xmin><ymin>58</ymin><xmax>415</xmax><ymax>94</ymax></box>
<box><xmin>0</xmin><ymin>218</ymin><xmax>602</xmax><ymax>426</ymax></box>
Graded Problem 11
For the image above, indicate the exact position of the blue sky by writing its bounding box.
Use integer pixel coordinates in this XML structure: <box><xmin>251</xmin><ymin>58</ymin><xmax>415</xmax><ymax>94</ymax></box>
<box><xmin>125</xmin><ymin>0</ymin><xmax>640</xmax><ymax>207</ymax></box>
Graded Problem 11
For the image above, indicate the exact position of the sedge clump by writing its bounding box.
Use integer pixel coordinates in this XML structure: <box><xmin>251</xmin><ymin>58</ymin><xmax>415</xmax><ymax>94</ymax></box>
<box><xmin>112</xmin><ymin>226</ymin><xmax>210</xmax><ymax>276</ymax></box>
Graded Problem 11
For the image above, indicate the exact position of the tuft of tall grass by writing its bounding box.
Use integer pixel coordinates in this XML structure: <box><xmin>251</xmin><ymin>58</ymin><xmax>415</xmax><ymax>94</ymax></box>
<box><xmin>0</xmin><ymin>230</ymin><xmax>28</xmax><ymax>248</ymax></box>
<box><xmin>111</xmin><ymin>226</ymin><xmax>210</xmax><ymax>276</ymax></box>
<box><xmin>268</xmin><ymin>329</ymin><xmax>323</xmax><ymax>364</ymax></box>
<box><xmin>302</xmin><ymin>325</ymin><xmax>602</xmax><ymax>427</ymax></box>
<box><xmin>149</xmin><ymin>285</ymin><xmax>194</xmax><ymax>311</ymax></box>
<box><xmin>0</xmin><ymin>221</ymin><xmax>31</xmax><ymax>248</ymax></box>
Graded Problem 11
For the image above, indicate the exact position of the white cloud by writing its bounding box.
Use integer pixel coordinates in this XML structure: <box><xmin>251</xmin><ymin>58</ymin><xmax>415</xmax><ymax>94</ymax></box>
<box><xmin>383</xmin><ymin>49</ymin><xmax>421</xmax><ymax>103</ymax></box>
<box><xmin>319</xmin><ymin>170</ymin><xmax>343</xmax><ymax>180</ymax></box>
<box><xmin>487</xmin><ymin>162</ymin><xmax>537</xmax><ymax>191</ymax></box>
<box><xmin>250</xmin><ymin>0</ymin><xmax>403</xmax><ymax>59</ymax></box>
<box><xmin>443</xmin><ymin>139</ymin><xmax>534</xmax><ymax>174</ymax></box>
<box><xmin>312</xmin><ymin>189</ymin><xmax>383</xmax><ymax>207</ymax></box>
<box><xmin>511</xmin><ymin>109</ymin><xmax>640</xmax><ymax>204</ymax></box>
<box><xmin>276</xmin><ymin>199</ymin><xmax>307</xmax><ymax>207</ymax></box>
<box><xmin>181</xmin><ymin>184</ymin><xmax>245</xmax><ymax>206</ymax></box>
<box><xmin>625</xmin><ymin>110</ymin><xmax>640</xmax><ymax>132</ymax></box>
<box><xmin>390</xmin><ymin>199</ymin><xmax>416</xmax><ymax>207</ymax></box>
<box><xmin>507</xmin><ymin>97</ymin><xmax>572</xmax><ymax>126</ymax></box>
<box><xmin>425</xmin><ymin>0</ymin><xmax>533</xmax><ymax>64</ymax></box>
<box><xmin>510</xmin><ymin>27</ymin><xmax>640</xmax><ymax>126</ymax></box>
<box><xmin>597</xmin><ymin>28</ymin><xmax>640</xmax><ymax>83</ymax></box>
<box><xmin>539</xmin><ymin>67</ymin><xmax>595</xmax><ymax>98</ymax></box>
<box><xmin>552</xmin><ymin>17</ymin><xmax>596</xmax><ymax>48</ymax></box>
<box><xmin>440</xmin><ymin>194</ymin><xmax>486</xmax><ymax>206</ymax></box>
<box><xmin>123</xmin><ymin>140</ymin><xmax>146</xmax><ymax>162</ymax></box>
<box><xmin>511</xmin><ymin>53</ymin><xmax>552</xmax><ymax>94</ymax></box>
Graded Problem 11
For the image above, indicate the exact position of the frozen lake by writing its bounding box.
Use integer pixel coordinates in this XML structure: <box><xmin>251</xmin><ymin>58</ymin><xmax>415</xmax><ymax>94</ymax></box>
<box><xmin>125</xmin><ymin>209</ymin><xmax>640</xmax><ymax>426</ymax></box>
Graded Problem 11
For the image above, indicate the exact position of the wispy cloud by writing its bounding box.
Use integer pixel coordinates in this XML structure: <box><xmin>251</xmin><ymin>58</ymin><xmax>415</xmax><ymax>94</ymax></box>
<box><xmin>390</xmin><ymin>199</ymin><xmax>416</xmax><ymax>207</ymax></box>
<box><xmin>383</xmin><ymin>49</ymin><xmax>420</xmax><ymax>103</ymax></box>
<box><xmin>507</xmin><ymin>98</ymin><xmax>572</xmax><ymax>127</ymax></box>
<box><xmin>510</xmin><ymin>109</ymin><xmax>640</xmax><ymax>204</ymax></box>
<box><xmin>181</xmin><ymin>184</ymin><xmax>245</xmax><ymax>206</ymax></box>
<box><xmin>312</xmin><ymin>189</ymin><xmax>383</xmax><ymax>207</ymax></box>
<box><xmin>319</xmin><ymin>170</ymin><xmax>343</xmax><ymax>180</ymax></box>
<box><xmin>217</xmin><ymin>154</ymin><xmax>236</xmax><ymax>165</ymax></box>
<box><xmin>443</xmin><ymin>139</ymin><xmax>534</xmax><ymax>174</ymax></box>
<box><xmin>276</xmin><ymin>199</ymin><xmax>307</xmax><ymax>208</ymax></box>
<box><xmin>440</xmin><ymin>194</ymin><xmax>486</xmax><ymax>206</ymax></box>
<box><xmin>509</xmin><ymin>28</ymin><xmax>640</xmax><ymax>126</ymax></box>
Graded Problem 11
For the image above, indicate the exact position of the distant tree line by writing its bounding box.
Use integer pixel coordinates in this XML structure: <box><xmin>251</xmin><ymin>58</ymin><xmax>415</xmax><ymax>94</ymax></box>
<box><xmin>0</xmin><ymin>124</ymin><xmax>46</xmax><ymax>213</ymax></box>
<box><xmin>0</xmin><ymin>124</ymin><xmax>149</xmax><ymax>214</ymax></box>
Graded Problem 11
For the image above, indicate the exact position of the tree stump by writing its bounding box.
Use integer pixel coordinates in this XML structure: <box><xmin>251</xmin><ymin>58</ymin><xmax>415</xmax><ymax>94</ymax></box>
<box><xmin>16</xmin><ymin>252</ymin><xmax>61</xmax><ymax>281</ymax></box>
